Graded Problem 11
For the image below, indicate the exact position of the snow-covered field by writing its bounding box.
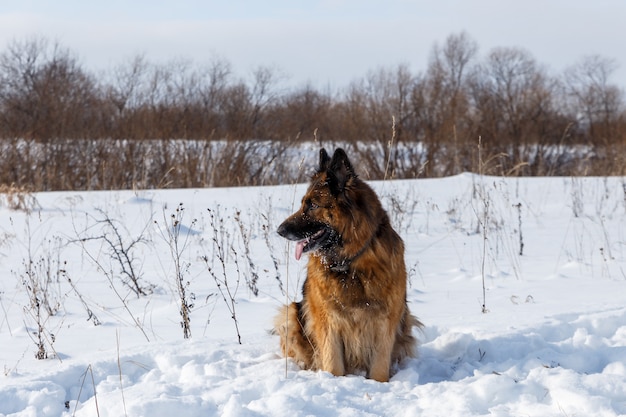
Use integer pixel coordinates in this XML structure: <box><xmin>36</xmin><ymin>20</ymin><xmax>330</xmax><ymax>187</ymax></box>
<box><xmin>1</xmin><ymin>173</ymin><xmax>626</xmax><ymax>416</ymax></box>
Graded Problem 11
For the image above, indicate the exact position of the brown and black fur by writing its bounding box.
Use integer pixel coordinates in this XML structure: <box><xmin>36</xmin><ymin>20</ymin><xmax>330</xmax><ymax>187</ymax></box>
<box><xmin>274</xmin><ymin>148</ymin><xmax>422</xmax><ymax>382</ymax></box>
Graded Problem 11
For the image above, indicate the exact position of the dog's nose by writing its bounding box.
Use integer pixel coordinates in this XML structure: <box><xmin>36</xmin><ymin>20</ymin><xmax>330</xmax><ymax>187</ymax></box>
<box><xmin>277</xmin><ymin>222</ymin><xmax>288</xmax><ymax>238</ymax></box>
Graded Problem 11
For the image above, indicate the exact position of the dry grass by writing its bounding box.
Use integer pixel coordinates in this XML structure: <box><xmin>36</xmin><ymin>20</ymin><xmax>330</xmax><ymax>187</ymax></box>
<box><xmin>0</xmin><ymin>184</ymin><xmax>39</xmax><ymax>213</ymax></box>
<box><xmin>2</xmin><ymin>139</ymin><xmax>626</xmax><ymax>193</ymax></box>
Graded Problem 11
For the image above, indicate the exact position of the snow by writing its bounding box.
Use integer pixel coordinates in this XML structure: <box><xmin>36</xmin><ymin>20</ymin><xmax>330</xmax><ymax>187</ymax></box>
<box><xmin>1</xmin><ymin>173</ymin><xmax>626</xmax><ymax>416</ymax></box>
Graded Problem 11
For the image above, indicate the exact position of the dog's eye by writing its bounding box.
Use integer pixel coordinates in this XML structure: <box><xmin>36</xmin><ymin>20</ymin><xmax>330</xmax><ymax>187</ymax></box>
<box><xmin>306</xmin><ymin>199</ymin><xmax>319</xmax><ymax>210</ymax></box>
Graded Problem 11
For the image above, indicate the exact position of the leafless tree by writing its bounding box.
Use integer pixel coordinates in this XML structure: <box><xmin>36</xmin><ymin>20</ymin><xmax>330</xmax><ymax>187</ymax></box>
<box><xmin>564</xmin><ymin>55</ymin><xmax>623</xmax><ymax>141</ymax></box>
<box><xmin>0</xmin><ymin>36</ymin><xmax>99</xmax><ymax>141</ymax></box>
<box><xmin>469</xmin><ymin>47</ymin><xmax>561</xmax><ymax>174</ymax></box>
<box><xmin>412</xmin><ymin>32</ymin><xmax>478</xmax><ymax>175</ymax></box>
<box><xmin>1</xmin><ymin>34</ymin><xmax>625</xmax><ymax>189</ymax></box>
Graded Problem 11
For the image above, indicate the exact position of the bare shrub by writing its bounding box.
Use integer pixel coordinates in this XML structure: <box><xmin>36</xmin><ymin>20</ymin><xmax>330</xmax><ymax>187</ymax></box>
<box><xmin>78</xmin><ymin>208</ymin><xmax>153</xmax><ymax>297</ymax></box>
<box><xmin>71</xmin><ymin>211</ymin><xmax>151</xmax><ymax>341</ymax></box>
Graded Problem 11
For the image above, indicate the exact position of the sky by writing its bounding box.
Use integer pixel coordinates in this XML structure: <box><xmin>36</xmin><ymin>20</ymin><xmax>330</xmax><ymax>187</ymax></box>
<box><xmin>1</xmin><ymin>0</ymin><xmax>626</xmax><ymax>90</ymax></box>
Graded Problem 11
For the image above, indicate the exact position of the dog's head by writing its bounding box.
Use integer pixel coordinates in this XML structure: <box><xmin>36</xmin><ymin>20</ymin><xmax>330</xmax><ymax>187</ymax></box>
<box><xmin>277</xmin><ymin>148</ymin><xmax>356</xmax><ymax>260</ymax></box>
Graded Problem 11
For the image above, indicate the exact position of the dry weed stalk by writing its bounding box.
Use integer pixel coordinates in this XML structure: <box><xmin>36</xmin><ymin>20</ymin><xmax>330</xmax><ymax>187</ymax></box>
<box><xmin>17</xmin><ymin>222</ymin><xmax>65</xmax><ymax>359</ymax></box>
<box><xmin>234</xmin><ymin>210</ymin><xmax>259</xmax><ymax>296</ymax></box>
<box><xmin>157</xmin><ymin>203</ymin><xmax>196</xmax><ymax>339</ymax></box>
<box><xmin>61</xmin><ymin>266</ymin><xmax>101</xmax><ymax>326</ymax></box>
<box><xmin>73</xmin><ymin>364</ymin><xmax>101</xmax><ymax>417</ymax></box>
<box><xmin>204</xmin><ymin>207</ymin><xmax>241</xmax><ymax>344</ymax></box>
<box><xmin>476</xmin><ymin>136</ymin><xmax>489</xmax><ymax>314</ymax></box>
<box><xmin>261</xmin><ymin>211</ymin><xmax>283</xmax><ymax>295</ymax></box>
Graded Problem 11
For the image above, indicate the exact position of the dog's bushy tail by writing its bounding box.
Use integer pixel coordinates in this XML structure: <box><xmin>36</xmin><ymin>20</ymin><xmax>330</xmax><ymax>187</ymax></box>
<box><xmin>392</xmin><ymin>307</ymin><xmax>423</xmax><ymax>363</ymax></box>
<box><xmin>274</xmin><ymin>302</ymin><xmax>315</xmax><ymax>369</ymax></box>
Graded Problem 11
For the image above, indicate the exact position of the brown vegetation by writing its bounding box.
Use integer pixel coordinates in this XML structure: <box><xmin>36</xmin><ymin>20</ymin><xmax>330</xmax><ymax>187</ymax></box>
<box><xmin>0</xmin><ymin>33</ymin><xmax>625</xmax><ymax>191</ymax></box>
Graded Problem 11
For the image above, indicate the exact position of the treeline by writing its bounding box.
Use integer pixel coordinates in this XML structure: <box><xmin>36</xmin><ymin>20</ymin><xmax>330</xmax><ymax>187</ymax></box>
<box><xmin>0</xmin><ymin>33</ymin><xmax>625</xmax><ymax>191</ymax></box>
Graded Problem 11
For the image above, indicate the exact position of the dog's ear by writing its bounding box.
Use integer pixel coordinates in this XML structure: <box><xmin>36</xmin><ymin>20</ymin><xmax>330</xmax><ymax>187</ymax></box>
<box><xmin>318</xmin><ymin>148</ymin><xmax>331</xmax><ymax>172</ymax></box>
<box><xmin>327</xmin><ymin>148</ymin><xmax>355</xmax><ymax>194</ymax></box>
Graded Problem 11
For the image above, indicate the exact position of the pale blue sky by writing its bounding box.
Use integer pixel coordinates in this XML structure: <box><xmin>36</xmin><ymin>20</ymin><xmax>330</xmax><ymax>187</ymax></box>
<box><xmin>1</xmin><ymin>0</ymin><xmax>625</xmax><ymax>89</ymax></box>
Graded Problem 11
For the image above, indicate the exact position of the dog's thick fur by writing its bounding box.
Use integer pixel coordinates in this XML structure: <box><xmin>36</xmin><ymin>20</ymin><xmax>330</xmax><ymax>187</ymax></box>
<box><xmin>274</xmin><ymin>148</ymin><xmax>422</xmax><ymax>382</ymax></box>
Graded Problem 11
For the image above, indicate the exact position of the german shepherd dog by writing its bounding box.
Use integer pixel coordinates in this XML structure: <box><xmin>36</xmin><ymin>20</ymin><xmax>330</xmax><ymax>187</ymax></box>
<box><xmin>274</xmin><ymin>148</ymin><xmax>422</xmax><ymax>382</ymax></box>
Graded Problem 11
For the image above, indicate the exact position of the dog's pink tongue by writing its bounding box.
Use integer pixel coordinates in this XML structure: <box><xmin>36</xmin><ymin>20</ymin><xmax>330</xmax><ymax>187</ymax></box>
<box><xmin>295</xmin><ymin>241</ymin><xmax>305</xmax><ymax>261</ymax></box>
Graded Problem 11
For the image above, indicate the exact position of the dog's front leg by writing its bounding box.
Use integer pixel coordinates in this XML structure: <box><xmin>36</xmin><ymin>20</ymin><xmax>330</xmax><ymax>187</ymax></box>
<box><xmin>319</xmin><ymin>329</ymin><xmax>345</xmax><ymax>376</ymax></box>
<box><xmin>368</xmin><ymin>324</ymin><xmax>394</xmax><ymax>382</ymax></box>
